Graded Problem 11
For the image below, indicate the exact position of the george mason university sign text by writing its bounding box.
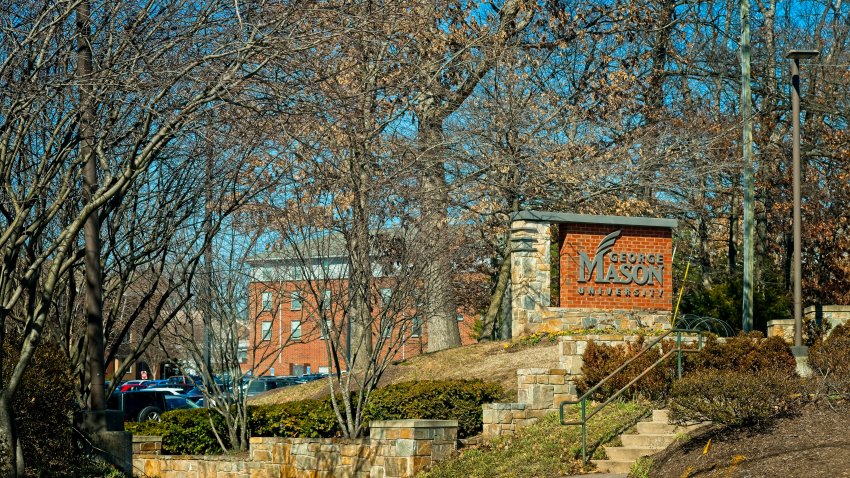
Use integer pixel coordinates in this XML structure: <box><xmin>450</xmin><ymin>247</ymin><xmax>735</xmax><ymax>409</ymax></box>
<box><xmin>576</xmin><ymin>229</ymin><xmax>665</xmax><ymax>299</ymax></box>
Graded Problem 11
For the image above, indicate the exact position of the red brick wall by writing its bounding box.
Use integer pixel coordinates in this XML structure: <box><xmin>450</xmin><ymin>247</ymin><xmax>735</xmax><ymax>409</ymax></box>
<box><xmin>243</xmin><ymin>280</ymin><xmax>478</xmax><ymax>377</ymax></box>
<box><xmin>559</xmin><ymin>223</ymin><xmax>673</xmax><ymax>310</ymax></box>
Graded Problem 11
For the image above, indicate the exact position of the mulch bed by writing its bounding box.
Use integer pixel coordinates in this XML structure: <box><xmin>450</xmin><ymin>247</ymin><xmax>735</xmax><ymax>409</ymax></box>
<box><xmin>648</xmin><ymin>402</ymin><xmax>850</xmax><ymax>478</ymax></box>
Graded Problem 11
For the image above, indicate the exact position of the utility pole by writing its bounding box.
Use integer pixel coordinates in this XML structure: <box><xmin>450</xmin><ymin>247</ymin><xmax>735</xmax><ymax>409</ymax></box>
<box><xmin>740</xmin><ymin>0</ymin><xmax>754</xmax><ymax>332</ymax></box>
<box><xmin>786</xmin><ymin>49</ymin><xmax>819</xmax><ymax>351</ymax></box>
<box><xmin>77</xmin><ymin>0</ymin><xmax>107</xmax><ymax>431</ymax></box>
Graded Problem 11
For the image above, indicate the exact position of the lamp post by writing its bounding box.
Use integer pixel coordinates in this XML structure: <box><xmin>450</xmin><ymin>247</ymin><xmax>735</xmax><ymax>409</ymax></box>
<box><xmin>785</xmin><ymin>49</ymin><xmax>818</xmax><ymax>352</ymax></box>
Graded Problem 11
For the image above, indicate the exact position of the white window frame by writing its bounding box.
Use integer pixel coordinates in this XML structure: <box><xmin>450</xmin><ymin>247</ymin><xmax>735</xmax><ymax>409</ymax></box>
<box><xmin>410</xmin><ymin>316</ymin><xmax>422</xmax><ymax>338</ymax></box>
<box><xmin>291</xmin><ymin>291</ymin><xmax>302</xmax><ymax>311</ymax></box>
<box><xmin>261</xmin><ymin>291</ymin><xmax>273</xmax><ymax>312</ymax></box>
<box><xmin>322</xmin><ymin>290</ymin><xmax>332</xmax><ymax>309</ymax></box>
<box><xmin>261</xmin><ymin>321</ymin><xmax>272</xmax><ymax>341</ymax></box>
<box><xmin>380</xmin><ymin>288</ymin><xmax>392</xmax><ymax>305</ymax></box>
<box><xmin>320</xmin><ymin>320</ymin><xmax>332</xmax><ymax>340</ymax></box>
<box><xmin>290</xmin><ymin>320</ymin><xmax>302</xmax><ymax>340</ymax></box>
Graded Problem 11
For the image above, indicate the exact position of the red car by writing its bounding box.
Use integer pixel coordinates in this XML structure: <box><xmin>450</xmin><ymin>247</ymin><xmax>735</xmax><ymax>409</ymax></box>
<box><xmin>118</xmin><ymin>380</ymin><xmax>150</xmax><ymax>392</ymax></box>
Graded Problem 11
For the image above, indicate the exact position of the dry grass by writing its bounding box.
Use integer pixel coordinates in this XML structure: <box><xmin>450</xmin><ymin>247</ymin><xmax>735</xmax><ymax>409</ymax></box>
<box><xmin>249</xmin><ymin>341</ymin><xmax>560</xmax><ymax>405</ymax></box>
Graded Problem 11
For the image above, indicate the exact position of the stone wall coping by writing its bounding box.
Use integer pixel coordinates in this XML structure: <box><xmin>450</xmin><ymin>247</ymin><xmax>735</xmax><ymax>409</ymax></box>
<box><xmin>512</xmin><ymin>210</ymin><xmax>677</xmax><ymax>229</ymax></box>
<box><xmin>485</xmin><ymin>403</ymin><xmax>526</xmax><ymax>410</ymax></box>
<box><xmin>370</xmin><ymin>419</ymin><xmax>458</xmax><ymax>429</ymax></box>
<box><xmin>805</xmin><ymin>305</ymin><xmax>850</xmax><ymax>313</ymax></box>
<box><xmin>138</xmin><ymin>453</ymin><xmax>248</xmax><ymax>461</ymax></box>
<box><xmin>132</xmin><ymin>435</ymin><xmax>162</xmax><ymax>443</ymax></box>
<box><xmin>767</xmin><ymin>319</ymin><xmax>795</xmax><ymax>325</ymax></box>
<box><xmin>249</xmin><ymin>436</ymin><xmax>370</xmax><ymax>445</ymax></box>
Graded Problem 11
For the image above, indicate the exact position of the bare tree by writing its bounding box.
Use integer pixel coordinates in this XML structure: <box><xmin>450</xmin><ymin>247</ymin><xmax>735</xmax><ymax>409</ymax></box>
<box><xmin>0</xmin><ymin>0</ymin><xmax>316</xmax><ymax>473</ymax></box>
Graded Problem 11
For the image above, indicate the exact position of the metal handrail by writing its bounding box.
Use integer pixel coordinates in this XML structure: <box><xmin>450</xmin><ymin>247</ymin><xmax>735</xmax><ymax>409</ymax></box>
<box><xmin>558</xmin><ymin>328</ymin><xmax>704</xmax><ymax>465</ymax></box>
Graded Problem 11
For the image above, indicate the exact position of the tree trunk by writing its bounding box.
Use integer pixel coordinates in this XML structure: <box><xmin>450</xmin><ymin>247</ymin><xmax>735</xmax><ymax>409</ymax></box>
<box><xmin>0</xmin><ymin>395</ymin><xmax>16</xmax><ymax>478</ymax></box>
<box><xmin>420</xmin><ymin>120</ymin><xmax>461</xmax><ymax>352</ymax></box>
<box><xmin>480</xmin><ymin>242</ymin><xmax>511</xmax><ymax>341</ymax></box>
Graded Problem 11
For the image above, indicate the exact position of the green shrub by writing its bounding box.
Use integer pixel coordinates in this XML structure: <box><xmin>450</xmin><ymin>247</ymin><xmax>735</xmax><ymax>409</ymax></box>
<box><xmin>127</xmin><ymin>380</ymin><xmax>499</xmax><ymax>454</ymax></box>
<box><xmin>690</xmin><ymin>332</ymin><xmax>796</xmax><ymax>376</ymax></box>
<box><xmin>3</xmin><ymin>339</ymin><xmax>82</xmax><ymax>476</ymax></box>
<box><xmin>249</xmin><ymin>399</ymin><xmax>339</xmax><ymax>438</ymax></box>
<box><xmin>808</xmin><ymin>324</ymin><xmax>850</xmax><ymax>398</ymax></box>
<box><xmin>127</xmin><ymin>408</ymin><xmax>228</xmax><ymax>455</ymax></box>
<box><xmin>670</xmin><ymin>368</ymin><xmax>799</xmax><ymax>428</ymax></box>
<box><xmin>364</xmin><ymin>380</ymin><xmax>505</xmax><ymax>438</ymax></box>
<box><xmin>575</xmin><ymin>336</ymin><xmax>675</xmax><ymax>401</ymax></box>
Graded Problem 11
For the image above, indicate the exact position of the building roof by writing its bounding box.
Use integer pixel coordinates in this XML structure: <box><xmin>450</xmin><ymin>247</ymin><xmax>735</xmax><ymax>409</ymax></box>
<box><xmin>511</xmin><ymin>210</ymin><xmax>677</xmax><ymax>229</ymax></box>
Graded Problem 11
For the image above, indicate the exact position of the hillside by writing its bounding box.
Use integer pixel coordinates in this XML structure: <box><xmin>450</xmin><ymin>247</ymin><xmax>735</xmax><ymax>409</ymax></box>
<box><xmin>645</xmin><ymin>402</ymin><xmax>850</xmax><ymax>478</ymax></box>
<box><xmin>250</xmin><ymin>341</ymin><xmax>560</xmax><ymax>405</ymax></box>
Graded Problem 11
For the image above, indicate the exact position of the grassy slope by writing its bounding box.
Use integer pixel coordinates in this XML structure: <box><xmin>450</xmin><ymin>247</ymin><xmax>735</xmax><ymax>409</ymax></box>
<box><xmin>422</xmin><ymin>402</ymin><xmax>651</xmax><ymax>478</ymax></box>
<box><xmin>249</xmin><ymin>341</ymin><xmax>561</xmax><ymax>405</ymax></box>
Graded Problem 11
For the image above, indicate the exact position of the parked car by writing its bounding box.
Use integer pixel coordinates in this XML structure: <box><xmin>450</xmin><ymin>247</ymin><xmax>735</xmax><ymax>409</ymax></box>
<box><xmin>295</xmin><ymin>373</ymin><xmax>328</xmax><ymax>384</ymax></box>
<box><xmin>144</xmin><ymin>379</ymin><xmax>169</xmax><ymax>388</ymax></box>
<box><xmin>164</xmin><ymin>395</ymin><xmax>199</xmax><ymax>411</ymax></box>
<box><xmin>245</xmin><ymin>378</ymin><xmax>280</xmax><ymax>397</ymax></box>
<box><xmin>107</xmin><ymin>390</ymin><xmax>170</xmax><ymax>422</ymax></box>
<box><xmin>107</xmin><ymin>390</ymin><xmax>201</xmax><ymax>422</ymax></box>
<box><xmin>118</xmin><ymin>380</ymin><xmax>148</xmax><ymax>392</ymax></box>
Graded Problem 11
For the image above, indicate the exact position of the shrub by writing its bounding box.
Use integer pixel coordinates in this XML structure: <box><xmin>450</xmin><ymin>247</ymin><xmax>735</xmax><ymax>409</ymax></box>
<box><xmin>669</xmin><ymin>368</ymin><xmax>799</xmax><ymax>428</ymax></box>
<box><xmin>690</xmin><ymin>332</ymin><xmax>797</xmax><ymax>376</ymax></box>
<box><xmin>808</xmin><ymin>324</ymin><xmax>850</xmax><ymax>398</ymax></box>
<box><xmin>127</xmin><ymin>408</ymin><xmax>228</xmax><ymax>455</ymax></box>
<box><xmin>364</xmin><ymin>380</ymin><xmax>505</xmax><ymax>438</ymax></box>
<box><xmin>248</xmin><ymin>399</ymin><xmax>339</xmax><ymax>438</ymax></box>
<box><xmin>3</xmin><ymin>339</ymin><xmax>82</xmax><ymax>476</ymax></box>
<box><xmin>575</xmin><ymin>336</ymin><xmax>675</xmax><ymax>401</ymax></box>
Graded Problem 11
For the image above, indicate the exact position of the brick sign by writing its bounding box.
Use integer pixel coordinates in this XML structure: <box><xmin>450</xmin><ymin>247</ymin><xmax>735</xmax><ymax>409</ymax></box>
<box><xmin>559</xmin><ymin>223</ymin><xmax>674</xmax><ymax>311</ymax></box>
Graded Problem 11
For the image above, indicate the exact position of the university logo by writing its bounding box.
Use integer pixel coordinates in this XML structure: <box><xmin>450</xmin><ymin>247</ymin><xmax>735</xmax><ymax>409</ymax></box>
<box><xmin>576</xmin><ymin>230</ymin><xmax>664</xmax><ymax>298</ymax></box>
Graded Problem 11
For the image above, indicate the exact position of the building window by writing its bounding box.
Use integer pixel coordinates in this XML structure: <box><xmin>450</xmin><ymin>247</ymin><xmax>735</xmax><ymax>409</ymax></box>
<box><xmin>411</xmin><ymin>316</ymin><xmax>422</xmax><ymax>337</ymax></box>
<box><xmin>322</xmin><ymin>290</ymin><xmax>331</xmax><ymax>309</ymax></box>
<box><xmin>261</xmin><ymin>321</ymin><xmax>272</xmax><ymax>341</ymax></box>
<box><xmin>291</xmin><ymin>320</ymin><xmax>302</xmax><ymax>340</ymax></box>
<box><xmin>380</xmin><ymin>288</ymin><xmax>392</xmax><ymax>305</ymax></box>
<box><xmin>381</xmin><ymin>317</ymin><xmax>392</xmax><ymax>338</ymax></box>
<box><xmin>261</xmin><ymin>291</ymin><xmax>273</xmax><ymax>312</ymax></box>
<box><xmin>238</xmin><ymin>350</ymin><xmax>248</xmax><ymax>364</ymax></box>
<box><xmin>456</xmin><ymin>314</ymin><xmax>464</xmax><ymax>321</ymax></box>
<box><xmin>320</xmin><ymin>320</ymin><xmax>332</xmax><ymax>339</ymax></box>
<box><xmin>291</xmin><ymin>291</ymin><xmax>302</xmax><ymax>311</ymax></box>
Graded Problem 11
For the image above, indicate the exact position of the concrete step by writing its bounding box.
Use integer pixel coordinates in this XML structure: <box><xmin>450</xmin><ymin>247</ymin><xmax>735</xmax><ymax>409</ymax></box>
<box><xmin>603</xmin><ymin>445</ymin><xmax>664</xmax><ymax>461</ymax></box>
<box><xmin>591</xmin><ymin>459</ymin><xmax>634</xmax><ymax>474</ymax></box>
<box><xmin>652</xmin><ymin>409</ymin><xmax>669</xmax><ymax>423</ymax></box>
<box><xmin>620</xmin><ymin>433</ymin><xmax>676</xmax><ymax>448</ymax></box>
<box><xmin>635</xmin><ymin>421</ymin><xmax>702</xmax><ymax>435</ymax></box>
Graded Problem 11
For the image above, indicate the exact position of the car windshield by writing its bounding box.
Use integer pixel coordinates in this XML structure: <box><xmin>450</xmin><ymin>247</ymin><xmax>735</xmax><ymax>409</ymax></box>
<box><xmin>165</xmin><ymin>395</ymin><xmax>199</xmax><ymax>410</ymax></box>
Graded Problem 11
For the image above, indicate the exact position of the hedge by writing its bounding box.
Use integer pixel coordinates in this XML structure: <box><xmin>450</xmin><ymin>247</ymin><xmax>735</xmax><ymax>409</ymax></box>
<box><xmin>127</xmin><ymin>379</ymin><xmax>504</xmax><ymax>454</ymax></box>
<box><xmin>364</xmin><ymin>380</ymin><xmax>506</xmax><ymax>439</ymax></box>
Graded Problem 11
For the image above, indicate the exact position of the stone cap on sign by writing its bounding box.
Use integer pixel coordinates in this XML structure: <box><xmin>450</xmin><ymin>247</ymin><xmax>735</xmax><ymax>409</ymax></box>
<box><xmin>512</xmin><ymin>210</ymin><xmax>677</xmax><ymax>229</ymax></box>
<box><xmin>132</xmin><ymin>435</ymin><xmax>162</xmax><ymax>443</ymax></box>
<box><xmin>370</xmin><ymin>419</ymin><xmax>458</xmax><ymax>429</ymax></box>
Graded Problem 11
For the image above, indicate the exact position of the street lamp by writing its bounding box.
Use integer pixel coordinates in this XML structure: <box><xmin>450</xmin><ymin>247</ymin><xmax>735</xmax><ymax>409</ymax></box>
<box><xmin>785</xmin><ymin>49</ymin><xmax>818</xmax><ymax>353</ymax></box>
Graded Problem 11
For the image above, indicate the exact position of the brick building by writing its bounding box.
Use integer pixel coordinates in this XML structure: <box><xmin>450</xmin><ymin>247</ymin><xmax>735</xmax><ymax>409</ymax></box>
<box><xmin>241</xmin><ymin>236</ymin><xmax>477</xmax><ymax>377</ymax></box>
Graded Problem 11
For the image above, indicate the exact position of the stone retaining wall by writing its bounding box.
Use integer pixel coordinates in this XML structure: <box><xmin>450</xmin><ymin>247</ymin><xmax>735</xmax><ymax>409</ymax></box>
<box><xmin>484</xmin><ymin>333</ymin><xmax>701</xmax><ymax>438</ymax></box>
<box><xmin>132</xmin><ymin>419</ymin><xmax>457</xmax><ymax>478</ymax></box>
<box><xmin>768</xmin><ymin>305</ymin><xmax>850</xmax><ymax>342</ymax></box>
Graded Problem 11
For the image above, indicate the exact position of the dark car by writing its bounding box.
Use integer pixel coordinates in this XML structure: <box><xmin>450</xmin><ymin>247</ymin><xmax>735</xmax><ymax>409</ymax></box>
<box><xmin>245</xmin><ymin>378</ymin><xmax>280</xmax><ymax>397</ymax></box>
<box><xmin>107</xmin><ymin>390</ymin><xmax>170</xmax><ymax>422</ymax></box>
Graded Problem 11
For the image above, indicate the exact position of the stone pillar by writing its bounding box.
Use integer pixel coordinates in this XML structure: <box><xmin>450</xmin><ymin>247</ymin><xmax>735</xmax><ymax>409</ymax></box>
<box><xmin>370</xmin><ymin>419</ymin><xmax>458</xmax><ymax>478</ymax></box>
<box><xmin>510</xmin><ymin>220</ymin><xmax>551</xmax><ymax>338</ymax></box>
